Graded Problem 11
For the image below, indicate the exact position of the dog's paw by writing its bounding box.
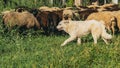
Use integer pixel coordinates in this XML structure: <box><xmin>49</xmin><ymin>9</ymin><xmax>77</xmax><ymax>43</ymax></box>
<box><xmin>77</xmin><ymin>42</ymin><xmax>81</xmax><ymax>45</ymax></box>
<box><xmin>61</xmin><ymin>44</ymin><xmax>65</xmax><ymax>46</ymax></box>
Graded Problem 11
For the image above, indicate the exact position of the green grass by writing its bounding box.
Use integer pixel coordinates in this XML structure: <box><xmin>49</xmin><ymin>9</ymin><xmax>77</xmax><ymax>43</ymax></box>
<box><xmin>0</xmin><ymin>30</ymin><xmax>120</xmax><ymax>68</ymax></box>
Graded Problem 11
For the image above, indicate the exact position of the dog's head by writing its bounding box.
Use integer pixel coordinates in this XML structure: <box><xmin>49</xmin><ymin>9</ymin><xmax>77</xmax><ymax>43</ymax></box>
<box><xmin>57</xmin><ymin>20</ymin><xmax>69</xmax><ymax>31</ymax></box>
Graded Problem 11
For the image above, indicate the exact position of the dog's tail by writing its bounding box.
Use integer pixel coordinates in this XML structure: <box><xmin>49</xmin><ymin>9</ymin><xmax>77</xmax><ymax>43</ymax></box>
<box><xmin>100</xmin><ymin>21</ymin><xmax>112</xmax><ymax>39</ymax></box>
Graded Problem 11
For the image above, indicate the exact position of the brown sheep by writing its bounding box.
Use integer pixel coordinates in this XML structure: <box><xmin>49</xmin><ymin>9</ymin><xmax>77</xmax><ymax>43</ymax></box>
<box><xmin>36</xmin><ymin>6</ymin><xmax>63</xmax><ymax>34</ymax></box>
<box><xmin>86</xmin><ymin>11</ymin><xmax>117</xmax><ymax>35</ymax></box>
<box><xmin>38</xmin><ymin>6</ymin><xmax>63</xmax><ymax>20</ymax></box>
<box><xmin>35</xmin><ymin>11</ymin><xmax>49</xmax><ymax>34</ymax></box>
<box><xmin>2</xmin><ymin>11</ymin><xmax>40</xmax><ymax>30</ymax></box>
<box><xmin>78</xmin><ymin>8</ymin><xmax>97</xmax><ymax>20</ymax></box>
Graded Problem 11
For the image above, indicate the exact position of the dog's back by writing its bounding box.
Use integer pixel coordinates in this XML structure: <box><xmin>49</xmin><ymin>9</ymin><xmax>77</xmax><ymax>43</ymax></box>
<box><xmin>69</xmin><ymin>20</ymin><xmax>112</xmax><ymax>43</ymax></box>
<box><xmin>68</xmin><ymin>20</ymin><xmax>102</xmax><ymax>36</ymax></box>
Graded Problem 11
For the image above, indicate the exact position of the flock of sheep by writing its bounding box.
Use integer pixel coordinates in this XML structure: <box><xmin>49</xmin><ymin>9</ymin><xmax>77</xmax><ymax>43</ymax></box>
<box><xmin>62</xmin><ymin>4</ymin><xmax>120</xmax><ymax>36</ymax></box>
<box><xmin>1</xmin><ymin>4</ymin><xmax>120</xmax><ymax>36</ymax></box>
<box><xmin>1</xmin><ymin>6</ymin><xmax>63</xmax><ymax>34</ymax></box>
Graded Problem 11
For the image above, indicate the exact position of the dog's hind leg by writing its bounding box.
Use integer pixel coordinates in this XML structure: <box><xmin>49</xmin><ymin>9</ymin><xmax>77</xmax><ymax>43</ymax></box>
<box><xmin>102</xmin><ymin>37</ymin><xmax>108</xmax><ymax>45</ymax></box>
<box><xmin>77</xmin><ymin>38</ymin><xmax>81</xmax><ymax>45</ymax></box>
<box><xmin>92</xmin><ymin>33</ymin><xmax>98</xmax><ymax>44</ymax></box>
<box><xmin>61</xmin><ymin>36</ymin><xmax>76</xmax><ymax>46</ymax></box>
<box><xmin>93</xmin><ymin>36</ymin><xmax>97</xmax><ymax>44</ymax></box>
<box><xmin>91</xmin><ymin>28</ymin><xmax>101</xmax><ymax>44</ymax></box>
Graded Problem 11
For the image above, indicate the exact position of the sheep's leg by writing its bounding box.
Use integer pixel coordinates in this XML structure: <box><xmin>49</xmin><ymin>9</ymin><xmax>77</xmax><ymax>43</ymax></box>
<box><xmin>77</xmin><ymin>38</ymin><xmax>81</xmax><ymax>45</ymax></box>
<box><xmin>26</xmin><ymin>24</ymin><xmax>31</xmax><ymax>29</ymax></box>
<box><xmin>61</xmin><ymin>36</ymin><xmax>76</xmax><ymax>46</ymax></box>
<box><xmin>35</xmin><ymin>22</ymin><xmax>40</xmax><ymax>29</ymax></box>
<box><xmin>107</xmin><ymin>26</ymin><xmax>111</xmax><ymax>33</ymax></box>
<box><xmin>111</xmin><ymin>22</ymin><xmax>115</xmax><ymax>36</ymax></box>
<box><xmin>111</xmin><ymin>25</ymin><xmax>115</xmax><ymax>36</ymax></box>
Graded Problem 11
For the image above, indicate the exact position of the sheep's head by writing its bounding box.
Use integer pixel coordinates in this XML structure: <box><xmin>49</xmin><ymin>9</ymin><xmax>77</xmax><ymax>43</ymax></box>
<box><xmin>15</xmin><ymin>6</ymin><xmax>30</xmax><ymax>12</ymax></box>
<box><xmin>63</xmin><ymin>14</ymin><xmax>69</xmax><ymax>20</ymax></box>
<box><xmin>63</xmin><ymin>10</ymin><xmax>73</xmax><ymax>20</ymax></box>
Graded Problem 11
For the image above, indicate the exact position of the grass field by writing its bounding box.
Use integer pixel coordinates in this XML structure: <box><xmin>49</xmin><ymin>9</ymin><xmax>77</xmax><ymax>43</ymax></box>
<box><xmin>0</xmin><ymin>24</ymin><xmax>120</xmax><ymax>68</ymax></box>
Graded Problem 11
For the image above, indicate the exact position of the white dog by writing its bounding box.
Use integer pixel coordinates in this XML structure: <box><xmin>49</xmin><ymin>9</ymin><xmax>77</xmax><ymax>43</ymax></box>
<box><xmin>57</xmin><ymin>20</ymin><xmax>112</xmax><ymax>46</ymax></box>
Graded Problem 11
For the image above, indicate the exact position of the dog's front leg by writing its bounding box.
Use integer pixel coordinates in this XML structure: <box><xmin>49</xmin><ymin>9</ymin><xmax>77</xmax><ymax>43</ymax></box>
<box><xmin>61</xmin><ymin>36</ymin><xmax>76</xmax><ymax>46</ymax></box>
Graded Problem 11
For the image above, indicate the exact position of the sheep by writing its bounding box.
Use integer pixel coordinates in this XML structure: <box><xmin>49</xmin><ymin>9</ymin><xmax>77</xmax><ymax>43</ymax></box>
<box><xmin>78</xmin><ymin>8</ymin><xmax>97</xmax><ymax>20</ymax></box>
<box><xmin>2</xmin><ymin>11</ymin><xmax>40</xmax><ymax>30</ymax></box>
<box><xmin>35</xmin><ymin>11</ymin><xmax>50</xmax><ymax>34</ymax></box>
<box><xmin>62</xmin><ymin>7</ymin><xmax>82</xmax><ymax>20</ymax></box>
<box><xmin>36</xmin><ymin>7</ymin><xmax>63</xmax><ymax>35</ymax></box>
<box><xmin>47</xmin><ymin>12</ymin><xmax>62</xmax><ymax>34</ymax></box>
<box><xmin>10</xmin><ymin>6</ymin><xmax>62</xmax><ymax>34</ymax></box>
<box><xmin>62</xmin><ymin>9</ymin><xmax>73</xmax><ymax>20</ymax></box>
<box><xmin>39</xmin><ymin>6</ymin><xmax>61</xmax><ymax>12</ymax></box>
<box><xmin>38</xmin><ymin>6</ymin><xmax>50</xmax><ymax>11</ymax></box>
<box><xmin>86</xmin><ymin>11</ymin><xmax>117</xmax><ymax>35</ymax></box>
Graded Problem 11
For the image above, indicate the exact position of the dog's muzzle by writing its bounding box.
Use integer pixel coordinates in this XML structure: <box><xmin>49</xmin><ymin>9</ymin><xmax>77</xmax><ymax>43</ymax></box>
<box><xmin>57</xmin><ymin>26</ymin><xmax>63</xmax><ymax>31</ymax></box>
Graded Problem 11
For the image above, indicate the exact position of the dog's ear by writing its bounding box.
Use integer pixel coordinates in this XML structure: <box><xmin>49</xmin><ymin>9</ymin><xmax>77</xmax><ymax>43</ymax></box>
<box><xmin>64</xmin><ymin>20</ymin><xmax>69</xmax><ymax>23</ymax></box>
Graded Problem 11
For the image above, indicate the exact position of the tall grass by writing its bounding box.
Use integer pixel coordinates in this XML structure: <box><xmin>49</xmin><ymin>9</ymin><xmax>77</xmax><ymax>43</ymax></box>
<box><xmin>0</xmin><ymin>32</ymin><xmax>120</xmax><ymax>67</ymax></box>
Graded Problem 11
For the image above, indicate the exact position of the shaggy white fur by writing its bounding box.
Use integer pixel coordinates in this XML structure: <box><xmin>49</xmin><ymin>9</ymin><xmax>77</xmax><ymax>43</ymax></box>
<box><xmin>57</xmin><ymin>20</ymin><xmax>112</xmax><ymax>46</ymax></box>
